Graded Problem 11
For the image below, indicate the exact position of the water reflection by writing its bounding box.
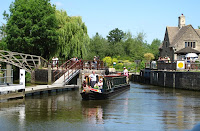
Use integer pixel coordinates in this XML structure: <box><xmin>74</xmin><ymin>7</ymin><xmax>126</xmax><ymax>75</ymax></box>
<box><xmin>1</xmin><ymin>83</ymin><xmax>200</xmax><ymax>130</ymax></box>
<box><xmin>81</xmin><ymin>101</ymin><xmax>104</xmax><ymax>124</ymax></box>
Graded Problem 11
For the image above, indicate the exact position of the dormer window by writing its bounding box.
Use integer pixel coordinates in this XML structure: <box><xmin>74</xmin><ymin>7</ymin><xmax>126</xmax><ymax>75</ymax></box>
<box><xmin>185</xmin><ymin>41</ymin><xmax>196</xmax><ymax>48</ymax></box>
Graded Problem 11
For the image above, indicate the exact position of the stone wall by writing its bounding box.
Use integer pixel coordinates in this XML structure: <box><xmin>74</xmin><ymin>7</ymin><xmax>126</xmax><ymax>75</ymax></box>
<box><xmin>131</xmin><ymin>70</ymin><xmax>200</xmax><ymax>91</ymax></box>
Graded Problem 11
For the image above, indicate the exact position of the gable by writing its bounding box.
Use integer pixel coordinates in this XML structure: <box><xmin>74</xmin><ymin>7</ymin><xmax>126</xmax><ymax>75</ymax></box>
<box><xmin>160</xmin><ymin>27</ymin><xmax>178</xmax><ymax>49</ymax></box>
<box><xmin>166</xmin><ymin>26</ymin><xmax>179</xmax><ymax>45</ymax></box>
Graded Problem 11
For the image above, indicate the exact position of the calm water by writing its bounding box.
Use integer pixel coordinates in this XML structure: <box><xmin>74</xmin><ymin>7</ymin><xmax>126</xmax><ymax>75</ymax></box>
<box><xmin>1</xmin><ymin>82</ymin><xmax>200</xmax><ymax>131</ymax></box>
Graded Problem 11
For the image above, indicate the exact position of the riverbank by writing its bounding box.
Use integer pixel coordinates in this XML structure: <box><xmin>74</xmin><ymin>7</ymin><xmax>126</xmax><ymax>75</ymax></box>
<box><xmin>0</xmin><ymin>84</ymin><xmax>79</xmax><ymax>100</ymax></box>
<box><xmin>130</xmin><ymin>69</ymin><xmax>200</xmax><ymax>91</ymax></box>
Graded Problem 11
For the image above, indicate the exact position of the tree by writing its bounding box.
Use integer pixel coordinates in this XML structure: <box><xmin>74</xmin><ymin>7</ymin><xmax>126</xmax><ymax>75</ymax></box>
<box><xmin>0</xmin><ymin>23</ymin><xmax>7</xmax><ymax>50</ymax></box>
<box><xmin>4</xmin><ymin>0</ymin><xmax>58</xmax><ymax>59</ymax></box>
<box><xmin>107</xmin><ymin>28</ymin><xmax>125</xmax><ymax>44</ymax></box>
<box><xmin>56</xmin><ymin>10</ymin><xmax>89</xmax><ymax>59</ymax></box>
<box><xmin>87</xmin><ymin>32</ymin><xmax>108</xmax><ymax>59</ymax></box>
<box><xmin>103</xmin><ymin>56</ymin><xmax>113</xmax><ymax>67</ymax></box>
<box><xmin>149</xmin><ymin>38</ymin><xmax>161</xmax><ymax>60</ymax></box>
<box><xmin>144</xmin><ymin>53</ymin><xmax>155</xmax><ymax>61</ymax></box>
<box><xmin>129</xmin><ymin>32</ymin><xmax>148</xmax><ymax>60</ymax></box>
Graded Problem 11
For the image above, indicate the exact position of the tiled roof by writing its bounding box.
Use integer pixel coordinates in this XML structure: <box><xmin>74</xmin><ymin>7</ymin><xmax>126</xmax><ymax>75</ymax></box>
<box><xmin>166</xmin><ymin>26</ymin><xmax>179</xmax><ymax>44</ymax></box>
<box><xmin>169</xmin><ymin>25</ymin><xmax>190</xmax><ymax>47</ymax></box>
<box><xmin>195</xmin><ymin>28</ymin><xmax>200</xmax><ymax>36</ymax></box>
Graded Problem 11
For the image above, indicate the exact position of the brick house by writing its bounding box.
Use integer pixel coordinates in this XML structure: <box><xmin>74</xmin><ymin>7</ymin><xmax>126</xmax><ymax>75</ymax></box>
<box><xmin>159</xmin><ymin>14</ymin><xmax>200</xmax><ymax>60</ymax></box>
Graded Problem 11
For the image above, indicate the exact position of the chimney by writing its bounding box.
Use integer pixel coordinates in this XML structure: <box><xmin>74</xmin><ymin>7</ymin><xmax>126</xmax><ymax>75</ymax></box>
<box><xmin>178</xmin><ymin>14</ymin><xmax>185</xmax><ymax>28</ymax></box>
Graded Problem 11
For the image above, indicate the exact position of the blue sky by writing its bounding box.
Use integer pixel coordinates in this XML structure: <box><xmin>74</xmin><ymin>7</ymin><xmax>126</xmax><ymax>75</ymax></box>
<box><xmin>0</xmin><ymin>0</ymin><xmax>199</xmax><ymax>44</ymax></box>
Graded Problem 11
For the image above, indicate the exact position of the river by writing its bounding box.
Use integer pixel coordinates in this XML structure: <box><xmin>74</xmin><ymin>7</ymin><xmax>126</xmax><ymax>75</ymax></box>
<box><xmin>0</xmin><ymin>82</ymin><xmax>200</xmax><ymax>131</ymax></box>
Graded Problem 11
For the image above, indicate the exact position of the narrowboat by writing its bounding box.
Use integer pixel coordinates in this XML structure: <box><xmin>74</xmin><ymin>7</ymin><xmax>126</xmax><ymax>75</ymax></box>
<box><xmin>80</xmin><ymin>75</ymin><xmax>130</xmax><ymax>100</ymax></box>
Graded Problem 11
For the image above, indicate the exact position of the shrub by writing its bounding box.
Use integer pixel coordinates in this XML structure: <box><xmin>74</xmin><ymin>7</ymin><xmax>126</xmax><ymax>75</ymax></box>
<box><xmin>103</xmin><ymin>56</ymin><xmax>113</xmax><ymax>67</ymax></box>
<box><xmin>112</xmin><ymin>58</ymin><xmax>118</xmax><ymax>63</ymax></box>
<box><xmin>139</xmin><ymin>60</ymin><xmax>145</xmax><ymax>70</ymax></box>
<box><xmin>123</xmin><ymin>60</ymin><xmax>132</xmax><ymax>67</ymax></box>
<box><xmin>115</xmin><ymin>63</ymin><xmax>124</xmax><ymax>69</ymax></box>
<box><xmin>25</xmin><ymin>72</ymin><xmax>31</xmax><ymax>83</ymax></box>
<box><xmin>127</xmin><ymin>62</ymin><xmax>136</xmax><ymax>71</ymax></box>
<box><xmin>144</xmin><ymin>53</ymin><xmax>155</xmax><ymax>61</ymax></box>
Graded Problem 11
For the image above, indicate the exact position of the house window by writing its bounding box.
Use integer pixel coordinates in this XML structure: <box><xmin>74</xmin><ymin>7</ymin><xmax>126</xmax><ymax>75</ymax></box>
<box><xmin>185</xmin><ymin>41</ymin><xmax>196</xmax><ymax>48</ymax></box>
<box><xmin>193</xmin><ymin>42</ymin><xmax>196</xmax><ymax>48</ymax></box>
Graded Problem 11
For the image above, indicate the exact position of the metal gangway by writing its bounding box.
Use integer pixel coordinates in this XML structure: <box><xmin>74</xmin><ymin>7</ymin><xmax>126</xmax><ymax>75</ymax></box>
<box><xmin>51</xmin><ymin>60</ymin><xmax>105</xmax><ymax>87</ymax></box>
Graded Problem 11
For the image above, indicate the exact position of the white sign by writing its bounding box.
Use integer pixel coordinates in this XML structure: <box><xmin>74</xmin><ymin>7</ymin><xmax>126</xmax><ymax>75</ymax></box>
<box><xmin>20</xmin><ymin>69</ymin><xmax>25</xmax><ymax>88</ymax></box>
<box><xmin>177</xmin><ymin>61</ymin><xmax>185</xmax><ymax>70</ymax></box>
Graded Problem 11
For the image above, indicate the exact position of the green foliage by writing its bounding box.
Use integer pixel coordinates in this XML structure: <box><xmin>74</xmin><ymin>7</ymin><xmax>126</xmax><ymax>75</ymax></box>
<box><xmin>144</xmin><ymin>53</ymin><xmax>155</xmax><ymax>61</ymax></box>
<box><xmin>115</xmin><ymin>63</ymin><xmax>123</xmax><ymax>69</ymax></box>
<box><xmin>139</xmin><ymin>60</ymin><xmax>145</xmax><ymax>70</ymax></box>
<box><xmin>122</xmin><ymin>60</ymin><xmax>132</xmax><ymax>67</ymax></box>
<box><xmin>126</xmin><ymin>62</ymin><xmax>136</xmax><ymax>71</ymax></box>
<box><xmin>107</xmin><ymin>28</ymin><xmax>125</xmax><ymax>44</ymax></box>
<box><xmin>25</xmin><ymin>72</ymin><xmax>31</xmax><ymax>83</ymax></box>
<box><xmin>56</xmin><ymin>10</ymin><xmax>90</xmax><ymax>59</ymax></box>
<box><xmin>148</xmin><ymin>39</ymin><xmax>161</xmax><ymax>60</ymax></box>
<box><xmin>0</xmin><ymin>23</ymin><xmax>7</xmax><ymax>50</ymax></box>
<box><xmin>112</xmin><ymin>58</ymin><xmax>118</xmax><ymax>63</ymax></box>
<box><xmin>87</xmin><ymin>32</ymin><xmax>108</xmax><ymax>59</ymax></box>
<box><xmin>0</xmin><ymin>38</ymin><xmax>7</xmax><ymax>50</ymax></box>
<box><xmin>103</xmin><ymin>56</ymin><xmax>113</xmax><ymax>67</ymax></box>
<box><xmin>4</xmin><ymin>0</ymin><xmax>58</xmax><ymax>59</ymax></box>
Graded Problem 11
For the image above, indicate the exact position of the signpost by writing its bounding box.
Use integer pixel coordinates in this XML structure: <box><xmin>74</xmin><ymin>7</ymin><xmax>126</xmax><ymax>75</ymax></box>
<box><xmin>177</xmin><ymin>61</ymin><xmax>185</xmax><ymax>70</ymax></box>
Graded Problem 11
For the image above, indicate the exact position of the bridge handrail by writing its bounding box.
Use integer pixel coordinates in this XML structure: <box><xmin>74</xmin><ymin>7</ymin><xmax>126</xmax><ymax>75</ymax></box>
<box><xmin>53</xmin><ymin>60</ymin><xmax>72</xmax><ymax>81</ymax></box>
<box><xmin>52</xmin><ymin>59</ymin><xmax>105</xmax><ymax>83</ymax></box>
<box><xmin>63</xmin><ymin>60</ymin><xmax>82</xmax><ymax>82</ymax></box>
<box><xmin>0</xmin><ymin>50</ymin><xmax>48</xmax><ymax>73</ymax></box>
<box><xmin>81</xmin><ymin>60</ymin><xmax>104</xmax><ymax>70</ymax></box>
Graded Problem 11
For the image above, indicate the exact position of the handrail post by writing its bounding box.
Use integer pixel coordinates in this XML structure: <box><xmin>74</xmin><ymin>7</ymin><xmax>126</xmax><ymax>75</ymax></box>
<box><xmin>89</xmin><ymin>61</ymin><xmax>91</xmax><ymax>70</ymax></box>
<box><xmin>97</xmin><ymin>60</ymin><xmax>99</xmax><ymax>70</ymax></box>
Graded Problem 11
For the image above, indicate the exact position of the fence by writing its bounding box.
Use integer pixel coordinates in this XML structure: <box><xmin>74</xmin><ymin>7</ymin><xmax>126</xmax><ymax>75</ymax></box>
<box><xmin>49</xmin><ymin>60</ymin><xmax>105</xmax><ymax>82</ymax></box>
<box><xmin>0</xmin><ymin>69</ymin><xmax>13</xmax><ymax>84</ymax></box>
<box><xmin>146</xmin><ymin>60</ymin><xmax>200</xmax><ymax>70</ymax></box>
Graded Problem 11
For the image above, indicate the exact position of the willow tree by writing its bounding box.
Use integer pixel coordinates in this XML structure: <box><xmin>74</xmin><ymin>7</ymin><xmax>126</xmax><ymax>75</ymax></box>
<box><xmin>3</xmin><ymin>0</ymin><xmax>58</xmax><ymax>59</ymax></box>
<box><xmin>56</xmin><ymin>10</ymin><xmax>89</xmax><ymax>59</ymax></box>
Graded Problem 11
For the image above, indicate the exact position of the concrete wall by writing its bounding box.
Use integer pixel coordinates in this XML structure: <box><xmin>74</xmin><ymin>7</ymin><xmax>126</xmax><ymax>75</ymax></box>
<box><xmin>35</xmin><ymin>69</ymin><xmax>61</xmax><ymax>84</ymax></box>
<box><xmin>35</xmin><ymin>69</ymin><xmax>49</xmax><ymax>84</ymax></box>
<box><xmin>34</xmin><ymin>69</ymin><xmax>105</xmax><ymax>85</ymax></box>
<box><xmin>131</xmin><ymin>70</ymin><xmax>200</xmax><ymax>91</ymax></box>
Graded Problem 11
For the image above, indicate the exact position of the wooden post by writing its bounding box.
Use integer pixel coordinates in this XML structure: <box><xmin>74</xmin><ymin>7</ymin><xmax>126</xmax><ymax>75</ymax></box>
<box><xmin>48</xmin><ymin>64</ymin><xmax>52</xmax><ymax>85</ymax></box>
<box><xmin>6</xmin><ymin>64</ymin><xmax>12</xmax><ymax>84</ymax></box>
<box><xmin>31</xmin><ymin>71</ymin><xmax>35</xmax><ymax>84</ymax></box>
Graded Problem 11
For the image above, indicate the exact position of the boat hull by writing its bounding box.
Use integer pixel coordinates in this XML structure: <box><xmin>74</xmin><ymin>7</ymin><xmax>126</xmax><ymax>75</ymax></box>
<box><xmin>81</xmin><ymin>84</ymin><xmax>130</xmax><ymax>100</ymax></box>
